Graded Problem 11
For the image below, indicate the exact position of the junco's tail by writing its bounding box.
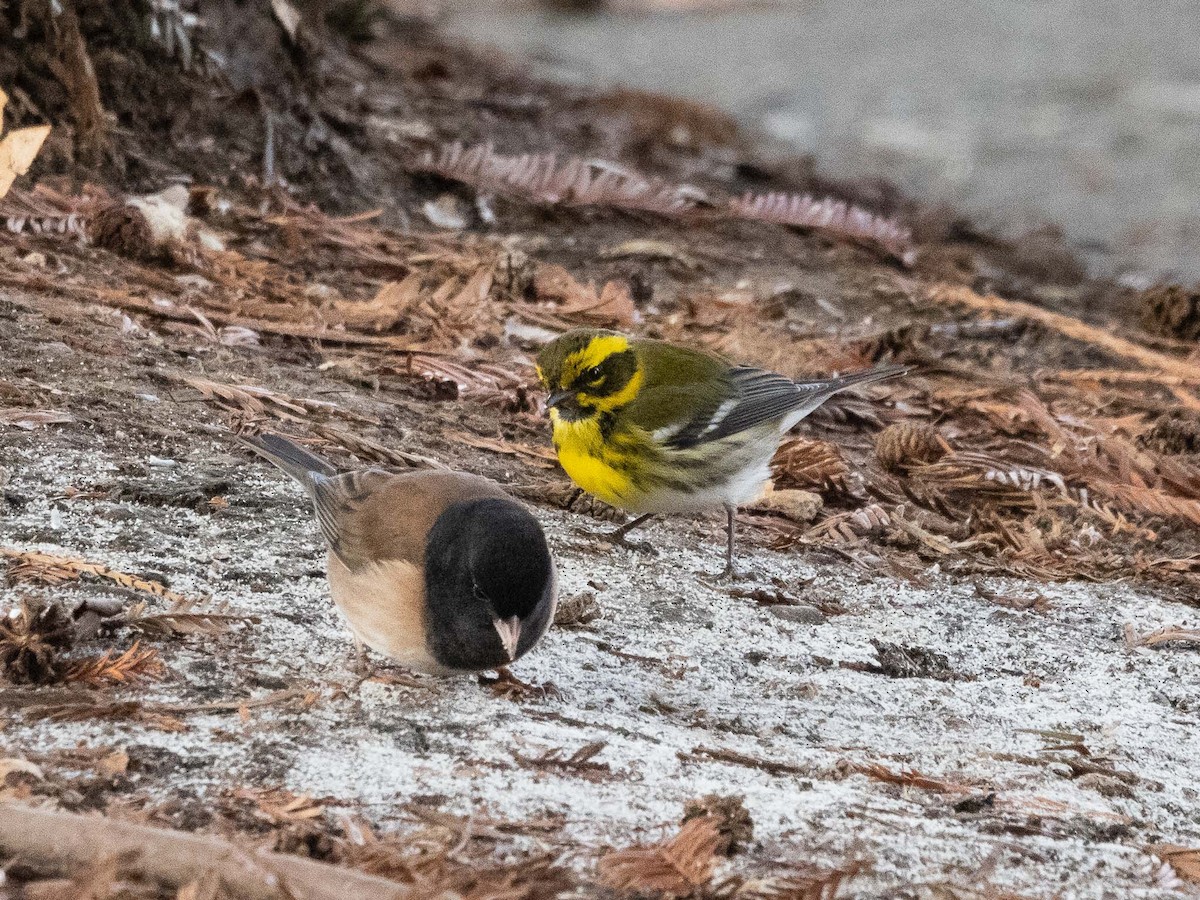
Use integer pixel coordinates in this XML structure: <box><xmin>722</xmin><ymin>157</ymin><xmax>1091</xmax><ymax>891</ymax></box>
<box><xmin>239</xmin><ymin>433</ymin><xmax>336</xmax><ymax>490</ymax></box>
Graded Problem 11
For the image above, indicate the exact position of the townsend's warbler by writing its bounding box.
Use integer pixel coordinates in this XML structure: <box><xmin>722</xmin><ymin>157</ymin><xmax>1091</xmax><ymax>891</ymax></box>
<box><xmin>536</xmin><ymin>329</ymin><xmax>905</xmax><ymax>578</ymax></box>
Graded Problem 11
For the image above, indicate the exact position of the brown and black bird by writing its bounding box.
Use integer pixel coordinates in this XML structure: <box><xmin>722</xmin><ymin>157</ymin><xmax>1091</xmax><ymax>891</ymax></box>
<box><xmin>242</xmin><ymin>433</ymin><xmax>558</xmax><ymax>675</ymax></box>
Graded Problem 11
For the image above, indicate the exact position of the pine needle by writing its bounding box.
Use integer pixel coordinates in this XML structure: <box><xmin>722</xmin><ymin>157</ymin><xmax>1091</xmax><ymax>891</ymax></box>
<box><xmin>65</xmin><ymin>641</ymin><xmax>165</xmax><ymax>685</ymax></box>
<box><xmin>597</xmin><ymin>816</ymin><xmax>723</xmax><ymax>896</ymax></box>
<box><xmin>931</xmin><ymin>284</ymin><xmax>1200</xmax><ymax>384</ymax></box>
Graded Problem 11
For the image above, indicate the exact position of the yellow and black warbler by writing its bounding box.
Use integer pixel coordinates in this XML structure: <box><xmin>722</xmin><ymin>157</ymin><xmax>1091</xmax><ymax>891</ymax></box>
<box><xmin>536</xmin><ymin>329</ymin><xmax>906</xmax><ymax>577</ymax></box>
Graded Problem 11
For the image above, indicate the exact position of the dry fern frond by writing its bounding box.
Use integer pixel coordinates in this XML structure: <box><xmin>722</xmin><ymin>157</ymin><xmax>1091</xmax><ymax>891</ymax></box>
<box><xmin>804</xmin><ymin>504</ymin><xmax>891</xmax><ymax>544</ymax></box>
<box><xmin>772</xmin><ymin>438</ymin><xmax>851</xmax><ymax>493</ymax></box>
<box><xmin>598</xmin><ymin>816</ymin><xmax>723</xmax><ymax>897</ymax></box>
<box><xmin>874</xmin><ymin>422</ymin><xmax>948</xmax><ymax>473</ymax></box>
<box><xmin>513</xmin><ymin>741</ymin><xmax>611</xmax><ymax>780</ymax></box>
<box><xmin>932</xmin><ymin>285</ymin><xmax>1200</xmax><ymax>383</ymax></box>
<box><xmin>23</xmin><ymin>698</ymin><xmax>188</xmax><ymax>732</ymax></box>
<box><xmin>728</xmin><ymin>191</ymin><xmax>915</xmax><ymax>265</ymax></box>
<box><xmin>682</xmin><ymin>795</ymin><xmax>753</xmax><ymax>856</ymax></box>
<box><xmin>310</xmin><ymin>424</ymin><xmax>447</xmax><ymax>470</ymax></box>
<box><xmin>908</xmin><ymin>452</ymin><xmax>1071</xmax><ymax>505</ymax></box>
<box><xmin>1139</xmin><ymin>416</ymin><xmax>1200</xmax><ymax>455</ymax></box>
<box><xmin>415</xmin><ymin>142</ymin><xmax>699</xmax><ymax>215</ymax></box>
<box><xmin>2</xmin><ymin>548</ymin><xmax>191</xmax><ymax>606</ymax></box>
<box><xmin>175</xmin><ymin>374</ymin><xmax>373</xmax><ymax>426</ymax></box>
<box><xmin>124</xmin><ymin>609</ymin><xmax>258</xmax><ymax>636</ymax></box>
<box><xmin>65</xmin><ymin>641</ymin><xmax>165</xmax><ymax>685</ymax></box>
<box><xmin>1100</xmin><ymin>482</ymin><xmax>1200</xmax><ymax>526</ymax></box>
<box><xmin>1</xmin><ymin>185</ymin><xmax>93</xmax><ymax>238</ymax></box>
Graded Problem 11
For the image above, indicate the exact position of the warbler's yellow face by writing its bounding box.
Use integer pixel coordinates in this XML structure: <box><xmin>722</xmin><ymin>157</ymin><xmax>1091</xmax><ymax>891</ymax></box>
<box><xmin>536</xmin><ymin>330</ymin><xmax>643</xmax><ymax>422</ymax></box>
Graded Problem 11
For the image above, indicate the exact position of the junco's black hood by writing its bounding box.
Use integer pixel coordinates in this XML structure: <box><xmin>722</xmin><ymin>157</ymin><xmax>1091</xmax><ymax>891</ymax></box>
<box><xmin>423</xmin><ymin>497</ymin><xmax>556</xmax><ymax>671</ymax></box>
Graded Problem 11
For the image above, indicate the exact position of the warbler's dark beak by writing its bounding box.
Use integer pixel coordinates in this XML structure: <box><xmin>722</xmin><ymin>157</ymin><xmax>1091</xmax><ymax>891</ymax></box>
<box><xmin>546</xmin><ymin>389</ymin><xmax>574</xmax><ymax>410</ymax></box>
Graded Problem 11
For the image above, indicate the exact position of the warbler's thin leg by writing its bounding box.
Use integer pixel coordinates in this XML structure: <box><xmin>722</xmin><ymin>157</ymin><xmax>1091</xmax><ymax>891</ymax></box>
<box><xmin>717</xmin><ymin>504</ymin><xmax>739</xmax><ymax>580</ymax></box>
<box><xmin>603</xmin><ymin>512</ymin><xmax>656</xmax><ymax>553</ymax></box>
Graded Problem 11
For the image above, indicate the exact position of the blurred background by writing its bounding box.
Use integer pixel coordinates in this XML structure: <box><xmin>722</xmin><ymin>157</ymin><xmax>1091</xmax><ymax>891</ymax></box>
<box><xmin>410</xmin><ymin>0</ymin><xmax>1200</xmax><ymax>282</ymax></box>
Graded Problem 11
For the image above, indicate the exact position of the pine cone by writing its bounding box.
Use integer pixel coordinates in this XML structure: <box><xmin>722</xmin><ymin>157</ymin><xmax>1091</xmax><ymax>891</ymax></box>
<box><xmin>682</xmin><ymin>794</ymin><xmax>753</xmax><ymax>856</ymax></box>
<box><xmin>87</xmin><ymin>201</ymin><xmax>156</xmax><ymax>260</ymax></box>
<box><xmin>875</xmin><ymin>422</ymin><xmax>946</xmax><ymax>474</ymax></box>
<box><xmin>1139</xmin><ymin>284</ymin><xmax>1200</xmax><ymax>341</ymax></box>
<box><xmin>1140</xmin><ymin>416</ymin><xmax>1200</xmax><ymax>455</ymax></box>
<box><xmin>771</xmin><ymin>438</ymin><xmax>850</xmax><ymax>492</ymax></box>
<box><xmin>0</xmin><ymin>597</ymin><xmax>75</xmax><ymax>684</ymax></box>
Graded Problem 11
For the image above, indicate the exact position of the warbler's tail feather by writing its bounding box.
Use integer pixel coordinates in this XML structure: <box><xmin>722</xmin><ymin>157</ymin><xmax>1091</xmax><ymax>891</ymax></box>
<box><xmin>796</xmin><ymin>363</ymin><xmax>908</xmax><ymax>395</ymax></box>
<box><xmin>239</xmin><ymin>432</ymin><xmax>336</xmax><ymax>490</ymax></box>
<box><xmin>781</xmin><ymin>363</ymin><xmax>907</xmax><ymax>430</ymax></box>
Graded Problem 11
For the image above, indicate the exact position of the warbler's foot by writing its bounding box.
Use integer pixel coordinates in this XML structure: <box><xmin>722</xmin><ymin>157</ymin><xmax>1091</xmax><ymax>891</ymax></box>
<box><xmin>704</xmin><ymin>560</ymin><xmax>743</xmax><ymax>582</ymax></box>
<box><xmin>480</xmin><ymin>666</ymin><xmax>561</xmax><ymax>701</ymax></box>
<box><xmin>601</xmin><ymin>528</ymin><xmax>657</xmax><ymax>555</ymax></box>
<box><xmin>594</xmin><ymin>512</ymin><xmax>656</xmax><ymax>554</ymax></box>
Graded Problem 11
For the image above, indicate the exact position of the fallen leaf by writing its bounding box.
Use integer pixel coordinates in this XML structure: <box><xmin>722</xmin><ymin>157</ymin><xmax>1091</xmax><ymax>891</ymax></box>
<box><xmin>333</xmin><ymin>275</ymin><xmax>422</xmax><ymax>332</ymax></box>
<box><xmin>0</xmin><ymin>88</ymin><xmax>51</xmax><ymax>200</ymax></box>
<box><xmin>1151</xmin><ymin>845</ymin><xmax>1200</xmax><ymax>884</ymax></box>
<box><xmin>97</xmin><ymin>750</ymin><xmax>130</xmax><ymax>777</ymax></box>
<box><xmin>0</xmin><ymin>757</ymin><xmax>45</xmax><ymax>781</ymax></box>
<box><xmin>533</xmin><ymin>262</ymin><xmax>589</xmax><ymax>305</ymax></box>
<box><xmin>270</xmin><ymin>0</ymin><xmax>302</xmax><ymax>41</ymax></box>
<box><xmin>0</xmin><ymin>408</ymin><xmax>75</xmax><ymax>430</ymax></box>
<box><xmin>601</xmin><ymin>238</ymin><xmax>698</xmax><ymax>268</ymax></box>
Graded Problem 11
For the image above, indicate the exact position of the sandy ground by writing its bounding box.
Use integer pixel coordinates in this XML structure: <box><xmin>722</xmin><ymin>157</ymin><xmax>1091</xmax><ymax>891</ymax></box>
<box><xmin>2</xmin><ymin>286</ymin><xmax>1199</xmax><ymax>898</ymax></box>
<box><xmin>433</xmin><ymin>0</ymin><xmax>1200</xmax><ymax>283</ymax></box>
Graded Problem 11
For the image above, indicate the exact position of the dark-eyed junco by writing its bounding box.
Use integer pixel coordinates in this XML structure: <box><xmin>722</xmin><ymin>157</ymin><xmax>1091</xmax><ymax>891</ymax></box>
<box><xmin>241</xmin><ymin>433</ymin><xmax>558</xmax><ymax>675</ymax></box>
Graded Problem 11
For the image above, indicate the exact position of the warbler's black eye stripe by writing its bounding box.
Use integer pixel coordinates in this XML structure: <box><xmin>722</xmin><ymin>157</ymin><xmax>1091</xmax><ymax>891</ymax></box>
<box><xmin>572</xmin><ymin>349</ymin><xmax>638</xmax><ymax>397</ymax></box>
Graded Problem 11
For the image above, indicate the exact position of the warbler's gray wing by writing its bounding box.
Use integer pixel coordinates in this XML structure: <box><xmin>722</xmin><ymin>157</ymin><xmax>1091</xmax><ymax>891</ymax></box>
<box><xmin>663</xmin><ymin>364</ymin><xmax>906</xmax><ymax>449</ymax></box>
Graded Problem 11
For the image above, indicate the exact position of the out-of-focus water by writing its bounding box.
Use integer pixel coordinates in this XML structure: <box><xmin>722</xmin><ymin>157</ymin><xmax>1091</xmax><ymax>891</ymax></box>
<box><xmin>438</xmin><ymin>0</ymin><xmax>1200</xmax><ymax>281</ymax></box>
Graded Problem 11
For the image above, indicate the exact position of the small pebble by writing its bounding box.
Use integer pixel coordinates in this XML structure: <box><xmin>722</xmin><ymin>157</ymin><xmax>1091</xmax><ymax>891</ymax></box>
<box><xmin>756</xmin><ymin>488</ymin><xmax>823</xmax><ymax>524</ymax></box>
<box><xmin>1077</xmin><ymin>773</ymin><xmax>1135</xmax><ymax>799</ymax></box>
<box><xmin>769</xmin><ymin>604</ymin><xmax>826</xmax><ymax>625</ymax></box>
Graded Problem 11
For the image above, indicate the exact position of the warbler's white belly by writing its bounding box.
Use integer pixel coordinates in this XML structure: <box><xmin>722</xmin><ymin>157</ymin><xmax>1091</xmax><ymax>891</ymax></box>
<box><xmin>627</xmin><ymin>430</ymin><xmax>779</xmax><ymax>515</ymax></box>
